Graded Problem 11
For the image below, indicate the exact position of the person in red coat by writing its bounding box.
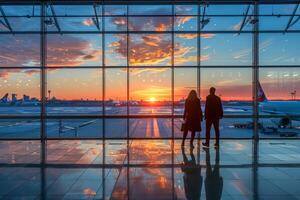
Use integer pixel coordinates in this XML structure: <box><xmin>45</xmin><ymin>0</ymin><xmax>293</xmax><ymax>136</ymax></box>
<box><xmin>182</xmin><ymin>90</ymin><xmax>203</xmax><ymax>148</ymax></box>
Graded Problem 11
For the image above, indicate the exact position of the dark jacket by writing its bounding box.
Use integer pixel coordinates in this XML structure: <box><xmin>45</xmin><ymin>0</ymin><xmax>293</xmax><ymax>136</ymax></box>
<box><xmin>183</xmin><ymin>98</ymin><xmax>203</xmax><ymax>132</ymax></box>
<box><xmin>205</xmin><ymin>94</ymin><xmax>223</xmax><ymax>120</ymax></box>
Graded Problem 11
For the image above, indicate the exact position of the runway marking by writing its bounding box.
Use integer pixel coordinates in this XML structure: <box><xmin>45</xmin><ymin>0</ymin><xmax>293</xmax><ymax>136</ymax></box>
<box><xmin>146</xmin><ymin>119</ymin><xmax>151</xmax><ymax>137</ymax></box>
<box><xmin>153</xmin><ymin>118</ymin><xmax>160</xmax><ymax>137</ymax></box>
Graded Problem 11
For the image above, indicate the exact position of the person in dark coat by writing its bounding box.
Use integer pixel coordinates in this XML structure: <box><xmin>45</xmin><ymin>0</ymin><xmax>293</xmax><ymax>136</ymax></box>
<box><xmin>182</xmin><ymin>90</ymin><xmax>203</xmax><ymax>148</ymax></box>
<box><xmin>202</xmin><ymin>87</ymin><xmax>223</xmax><ymax>148</ymax></box>
<box><xmin>181</xmin><ymin>147</ymin><xmax>202</xmax><ymax>200</ymax></box>
<box><xmin>204</xmin><ymin>148</ymin><xmax>223</xmax><ymax>200</ymax></box>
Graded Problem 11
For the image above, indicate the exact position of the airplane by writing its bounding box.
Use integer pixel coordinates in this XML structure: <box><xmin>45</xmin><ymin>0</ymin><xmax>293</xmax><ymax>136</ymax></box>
<box><xmin>258</xmin><ymin>81</ymin><xmax>300</xmax><ymax>127</ymax></box>
<box><xmin>0</xmin><ymin>93</ymin><xmax>9</xmax><ymax>103</ymax></box>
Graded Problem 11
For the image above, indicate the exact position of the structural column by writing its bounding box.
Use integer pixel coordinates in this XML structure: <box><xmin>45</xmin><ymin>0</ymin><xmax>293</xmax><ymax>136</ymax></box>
<box><xmin>253</xmin><ymin>1</ymin><xmax>259</xmax><ymax>140</ymax></box>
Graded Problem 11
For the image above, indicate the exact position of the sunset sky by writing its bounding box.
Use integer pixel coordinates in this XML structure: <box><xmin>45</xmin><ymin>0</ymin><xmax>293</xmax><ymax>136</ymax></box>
<box><xmin>0</xmin><ymin>4</ymin><xmax>299</xmax><ymax>101</ymax></box>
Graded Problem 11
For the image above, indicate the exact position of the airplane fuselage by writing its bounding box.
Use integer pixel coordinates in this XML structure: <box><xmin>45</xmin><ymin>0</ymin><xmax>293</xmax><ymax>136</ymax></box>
<box><xmin>259</xmin><ymin>101</ymin><xmax>300</xmax><ymax>116</ymax></box>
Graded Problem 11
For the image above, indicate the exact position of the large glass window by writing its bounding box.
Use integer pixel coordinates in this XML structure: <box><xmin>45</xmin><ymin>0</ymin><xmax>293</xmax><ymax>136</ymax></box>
<box><xmin>1</xmin><ymin>2</ymin><xmax>299</xmax><ymax>140</ymax></box>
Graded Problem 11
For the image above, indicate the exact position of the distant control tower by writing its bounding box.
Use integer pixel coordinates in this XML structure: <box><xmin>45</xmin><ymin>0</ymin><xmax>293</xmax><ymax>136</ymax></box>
<box><xmin>48</xmin><ymin>90</ymin><xmax>51</xmax><ymax>100</ymax></box>
<box><xmin>291</xmin><ymin>90</ymin><xmax>296</xmax><ymax>100</ymax></box>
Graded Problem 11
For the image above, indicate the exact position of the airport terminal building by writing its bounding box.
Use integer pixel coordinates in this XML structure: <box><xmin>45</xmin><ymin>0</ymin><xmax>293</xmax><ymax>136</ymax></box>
<box><xmin>0</xmin><ymin>0</ymin><xmax>300</xmax><ymax>199</ymax></box>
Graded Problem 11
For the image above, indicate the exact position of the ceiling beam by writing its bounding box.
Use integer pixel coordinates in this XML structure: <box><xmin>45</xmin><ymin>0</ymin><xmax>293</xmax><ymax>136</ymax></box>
<box><xmin>284</xmin><ymin>3</ymin><xmax>299</xmax><ymax>32</ymax></box>
<box><xmin>238</xmin><ymin>4</ymin><xmax>250</xmax><ymax>34</ymax></box>
<box><xmin>0</xmin><ymin>6</ymin><xmax>12</xmax><ymax>32</ymax></box>
<box><xmin>49</xmin><ymin>4</ymin><xmax>61</xmax><ymax>33</ymax></box>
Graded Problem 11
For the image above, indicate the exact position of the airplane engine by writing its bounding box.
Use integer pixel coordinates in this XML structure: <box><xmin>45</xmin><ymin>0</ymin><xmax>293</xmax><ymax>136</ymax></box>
<box><xmin>272</xmin><ymin>117</ymin><xmax>291</xmax><ymax>128</ymax></box>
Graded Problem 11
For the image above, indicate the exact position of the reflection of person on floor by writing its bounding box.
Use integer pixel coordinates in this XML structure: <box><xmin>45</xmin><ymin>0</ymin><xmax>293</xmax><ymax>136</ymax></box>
<box><xmin>181</xmin><ymin>147</ymin><xmax>202</xmax><ymax>200</ymax></box>
<box><xmin>204</xmin><ymin>148</ymin><xmax>223</xmax><ymax>200</ymax></box>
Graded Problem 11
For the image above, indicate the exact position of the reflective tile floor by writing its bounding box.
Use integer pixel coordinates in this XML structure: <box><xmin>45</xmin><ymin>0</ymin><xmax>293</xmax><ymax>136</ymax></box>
<box><xmin>0</xmin><ymin>139</ymin><xmax>300</xmax><ymax>199</ymax></box>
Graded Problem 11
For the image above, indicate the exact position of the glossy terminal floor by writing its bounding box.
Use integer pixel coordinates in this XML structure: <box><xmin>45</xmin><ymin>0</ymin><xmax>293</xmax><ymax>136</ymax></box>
<box><xmin>0</xmin><ymin>139</ymin><xmax>300</xmax><ymax>200</ymax></box>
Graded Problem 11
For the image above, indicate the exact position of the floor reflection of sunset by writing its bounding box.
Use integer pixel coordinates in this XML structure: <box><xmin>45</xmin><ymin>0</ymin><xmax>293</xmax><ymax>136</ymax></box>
<box><xmin>110</xmin><ymin>140</ymin><xmax>174</xmax><ymax>199</ymax></box>
<box><xmin>130</xmin><ymin>140</ymin><xmax>172</xmax><ymax>164</ymax></box>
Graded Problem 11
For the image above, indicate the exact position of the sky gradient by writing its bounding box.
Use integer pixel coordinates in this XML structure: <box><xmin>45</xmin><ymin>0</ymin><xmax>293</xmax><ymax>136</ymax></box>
<box><xmin>0</xmin><ymin>4</ymin><xmax>299</xmax><ymax>101</ymax></box>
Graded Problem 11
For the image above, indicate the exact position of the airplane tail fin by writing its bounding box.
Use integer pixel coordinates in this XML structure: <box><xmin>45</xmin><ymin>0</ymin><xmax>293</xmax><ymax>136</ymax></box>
<box><xmin>0</xmin><ymin>93</ymin><xmax>9</xmax><ymax>102</ymax></box>
<box><xmin>257</xmin><ymin>81</ymin><xmax>268</xmax><ymax>102</ymax></box>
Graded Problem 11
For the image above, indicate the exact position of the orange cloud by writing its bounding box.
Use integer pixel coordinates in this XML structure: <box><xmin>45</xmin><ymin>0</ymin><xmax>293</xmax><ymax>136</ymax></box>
<box><xmin>200</xmin><ymin>33</ymin><xmax>216</xmax><ymax>39</ymax></box>
<box><xmin>155</xmin><ymin>23</ymin><xmax>168</xmax><ymax>31</ymax></box>
<box><xmin>82</xmin><ymin>18</ymin><xmax>94</xmax><ymax>26</ymax></box>
<box><xmin>126</xmin><ymin>35</ymin><xmax>172</xmax><ymax>66</ymax></box>
<box><xmin>176</xmin><ymin>34</ymin><xmax>197</xmax><ymax>40</ymax></box>
<box><xmin>142</xmin><ymin>35</ymin><xmax>161</xmax><ymax>47</ymax></box>
<box><xmin>112</xmin><ymin>17</ymin><xmax>127</xmax><ymax>25</ymax></box>
<box><xmin>176</xmin><ymin>16</ymin><xmax>193</xmax><ymax>26</ymax></box>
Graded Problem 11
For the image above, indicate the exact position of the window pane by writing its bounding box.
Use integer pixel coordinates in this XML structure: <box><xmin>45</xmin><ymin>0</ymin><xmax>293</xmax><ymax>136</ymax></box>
<box><xmin>174</xmin><ymin>34</ymin><xmax>197</xmax><ymax>66</ymax></box>
<box><xmin>105</xmin><ymin>34</ymin><xmax>127</xmax><ymax>66</ymax></box>
<box><xmin>174</xmin><ymin>16</ymin><xmax>197</xmax><ymax>31</ymax></box>
<box><xmin>129</xmin><ymin>17</ymin><xmax>172</xmax><ymax>32</ymax></box>
<box><xmin>47</xmin><ymin>69</ymin><xmax>102</xmax><ymax>115</ymax></box>
<box><xmin>260</xmin><ymin>34</ymin><xmax>300</xmax><ymax>66</ymax></box>
<box><xmin>0</xmin><ymin>69</ymin><xmax>40</xmax><ymax>115</ymax></box>
<box><xmin>129</xmin><ymin>34</ymin><xmax>171</xmax><ymax>66</ymax></box>
<box><xmin>201</xmin><ymin>68</ymin><xmax>252</xmax><ymax>113</ymax></box>
<box><xmin>201</xmin><ymin>34</ymin><xmax>252</xmax><ymax>66</ymax></box>
<box><xmin>105</xmin><ymin>69</ymin><xmax>127</xmax><ymax>115</ymax></box>
<box><xmin>105</xmin><ymin>17</ymin><xmax>127</xmax><ymax>32</ymax></box>
<box><xmin>0</xmin><ymin>35</ymin><xmax>40</xmax><ymax>67</ymax></box>
<box><xmin>0</xmin><ymin>6</ymin><xmax>40</xmax><ymax>32</ymax></box>
<box><xmin>259</xmin><ymin>68</ymin><xmax>299</xmax><ymax>101</ymax></box>
<box><xmin>105</xmin><ymin>119</ymin><xmax>127</xmax><ymax>138</ymax></box>
<box><xmin>129</xmin><ymin>68</ymin><xmax>171</xmax><ymax>115</ymax></box>
<box><xmin>47</xmin><ymin>34</ymin><xmax>102</xmax><ymax>67</ymax></box>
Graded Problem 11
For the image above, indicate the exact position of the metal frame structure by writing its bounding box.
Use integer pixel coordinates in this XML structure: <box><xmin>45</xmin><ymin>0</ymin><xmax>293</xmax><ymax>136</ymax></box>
<box><xmin>0</xmin><ymin>1</ymin><xmax>300</xmax><ymax>141</ymax></box>
<box><xmin>0</xmin><ymin>3</ymin><xmax>299</xmax><ymax>198</ymax></box>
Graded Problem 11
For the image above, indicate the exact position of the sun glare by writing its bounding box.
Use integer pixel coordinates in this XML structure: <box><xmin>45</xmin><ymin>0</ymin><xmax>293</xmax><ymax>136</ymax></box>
<box><xmin>149</xmin><ymin>97</ymin><xmax>157</xmax><ymax>103</ymax></box>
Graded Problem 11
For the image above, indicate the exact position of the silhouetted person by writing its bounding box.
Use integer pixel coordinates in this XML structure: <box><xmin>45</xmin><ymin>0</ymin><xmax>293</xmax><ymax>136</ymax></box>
<box><xmin>202</xmin><ymin>87</ymin><xmax>223</xmax><ymax>148</ymax></box>
<box><xmin>204</xmin><ymin>148</ymin><xmax>223</xmax><ymax>200</ymax></box>
<box><xmin>181</xmin><ymin>147</ymin><xmax>202</xmax><ymax>200</ymax></box>
<box><xmin>182</xmin><ymin>90</ymin><xmax>203</xmax><ymax>148</ymax></box>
